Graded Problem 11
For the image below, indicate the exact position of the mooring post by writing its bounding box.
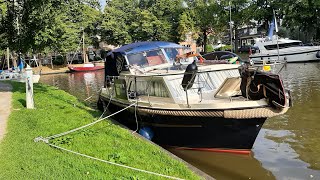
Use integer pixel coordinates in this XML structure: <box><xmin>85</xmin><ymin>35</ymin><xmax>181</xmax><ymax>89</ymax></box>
<box><xmin>25</xmin><ymin>65</ymin><xmax>34</xmax><ymax>109</ymax></box>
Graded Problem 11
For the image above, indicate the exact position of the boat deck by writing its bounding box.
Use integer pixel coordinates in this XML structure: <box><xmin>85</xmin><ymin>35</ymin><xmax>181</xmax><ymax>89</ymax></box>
<box><xmin>135</xmin><ymin>95</ymin><xmax>268</xmax><ymax>110</ymax></box>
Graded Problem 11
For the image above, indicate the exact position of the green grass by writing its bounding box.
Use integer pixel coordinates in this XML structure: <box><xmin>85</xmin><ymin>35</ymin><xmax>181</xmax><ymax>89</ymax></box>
<box><xmin>0</xmin><ymin>82</ymin><xmax>200</xmax><ymax>179</ymax></box>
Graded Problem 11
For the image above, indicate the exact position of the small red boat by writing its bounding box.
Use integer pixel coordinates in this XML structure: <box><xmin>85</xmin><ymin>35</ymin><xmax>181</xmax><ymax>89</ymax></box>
<box><xmin>68</xmin><ymin>63</ymin><xmax>104</xmax><ymax>72</ymax></box>
<box><xmin>68</xmin><ymin>31</ymin><xmax>105</xmax><ymax>72</ymax></box>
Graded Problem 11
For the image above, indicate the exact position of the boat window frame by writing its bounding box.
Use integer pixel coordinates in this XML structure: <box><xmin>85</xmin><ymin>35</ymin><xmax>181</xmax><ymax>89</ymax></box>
<box><xmin>127</xmin><ymin>76</ymin><xmax>170</xmax><ymax>98</ymax></box>
<box><xmin>126</xmin><ymin>49</ymin><xmax>168</xmax><ymax>66</ymax></box>
<box><xmin>264</xmin><ymin>42</ymin><xmax>302</xmax><ymax>50</ymax></box>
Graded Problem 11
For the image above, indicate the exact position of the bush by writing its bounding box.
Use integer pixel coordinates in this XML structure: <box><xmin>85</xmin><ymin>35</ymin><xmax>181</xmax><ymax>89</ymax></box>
<box><xmin>52</xmin><ymin>55</ymin><xmax>65</xmax><ymax>65</ymax></box>
<box><xmin>221</xmin><ymin>45</ymin><xmax>232</xmax><ymax>51</ymax></box>
<box><xmin>205</xmin><ymin>44</ymin><xmax>214</xmax><ymax>52</ymax></box>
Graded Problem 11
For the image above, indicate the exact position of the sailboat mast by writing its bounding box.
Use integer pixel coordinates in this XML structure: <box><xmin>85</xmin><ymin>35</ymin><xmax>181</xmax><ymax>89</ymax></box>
<box><xmin>82</xmin><ymin>29</ymin><xmax>87</xmax><ymax>63</ymax></box>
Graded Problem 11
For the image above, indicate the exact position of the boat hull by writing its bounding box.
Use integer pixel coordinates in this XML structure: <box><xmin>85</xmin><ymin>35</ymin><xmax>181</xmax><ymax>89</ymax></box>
<box><xmin>99</xmin><ymin>97</ymin><xmax>266</xmax><ymax>150</ymax></box>
<box><xmin>68</xmin><ymin>66</ymin><xmax>104</xmax><ymax>72</ymax></box>
<box><xmin>250</xmin><ymin>48</ymin><xmax>320</xmax><ymax>63</ymax></box>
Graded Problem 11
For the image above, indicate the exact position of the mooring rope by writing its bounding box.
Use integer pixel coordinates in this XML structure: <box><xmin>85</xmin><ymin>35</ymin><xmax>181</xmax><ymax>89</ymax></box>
<box><xmin>47</xmin><ymin>143</ymin><xmax>184</xmax><ymax>180</ymax></box>
<box><xmin>83</xmin><ymin>95</ymin><xmax>93</xmax><ymax>102</ymax></box>
<box><xmin>34</xmin><ymin>102</ymin><xmax>184</xmax><ymax>179</ymax></box>
<box><xmin>45</xmin><ymin>102</ymin><xmax>136</xmax><ymax>140</ymax></box>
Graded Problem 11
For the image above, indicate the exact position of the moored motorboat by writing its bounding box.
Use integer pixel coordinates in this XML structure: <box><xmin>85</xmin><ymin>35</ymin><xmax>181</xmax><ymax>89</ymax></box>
<box><xmin>250</xmin><ymin>36</ymin><xmax>320</xmax><ymax>63</ymax></box>
<box><xmin>97</xmin><ymin>41</ymin><xmax>291</xmax><ymax>152</ymax></box>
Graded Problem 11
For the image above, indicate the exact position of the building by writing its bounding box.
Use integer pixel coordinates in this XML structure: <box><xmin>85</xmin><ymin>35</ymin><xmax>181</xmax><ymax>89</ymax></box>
<box><xmin>179</xmin><ymin>32</ymin><xmax>202</xmax><ymax>53</ymax></box>
<box><xmin>238</xmin><ymin>25</ymin><xmax>265</xmax><ymax>47</ymax></box>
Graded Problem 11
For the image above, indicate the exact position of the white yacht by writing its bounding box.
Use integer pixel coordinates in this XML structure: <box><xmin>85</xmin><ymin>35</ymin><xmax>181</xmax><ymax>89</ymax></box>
<box><xmin>250</xmin><ymin>36</ymin><xmax>320</xmax><ymax>63</ymax></box>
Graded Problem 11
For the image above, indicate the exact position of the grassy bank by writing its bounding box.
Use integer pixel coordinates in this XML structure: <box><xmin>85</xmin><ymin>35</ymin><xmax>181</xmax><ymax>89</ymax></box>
<box><xmin>0</xmin><ymin>82</ymin><xmax>200</xmax><ymax>179</ymax></box>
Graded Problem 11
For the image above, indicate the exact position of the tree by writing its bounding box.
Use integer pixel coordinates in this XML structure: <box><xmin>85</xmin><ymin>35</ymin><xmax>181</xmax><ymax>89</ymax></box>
<box><xmin>177</xmin><ymin>11</ymin><xmax>198</xmax><ymax>41</ymax></box>
<box><xmin>182</xmin><ymin>0</ymin><xmax>225</xmax><ymax>53</ymax></box>
<box><xmin>282</xmin><ymin>0</ymin><xmax>320</xmax><ymax>42</ymax></box>
<box><xmin>0</xmin><ymin>0</ymin><xmax>8</xmax><ymax>52</ymax></box>
<box><xmin>222</xmin><ymin>0</ymin><xmax>256</xmax><ymax>52</ymax></box>
<box><xmin>130</xmin><ymin>10</ymin><xmax>171</xmax><ymax>41</ymax></box>
<box><xmin>145</xmin><ymin>0</ymin><xmax>184</xmax><ymax>42</ymax></box>
<box><xmin>101</xmin><ymin>0</ymin><xmax>184</xmax><ymax>45</ymax></box>
<box><xmin>0</xmin><ymin>0</ymin><xmax>101</xmax><ymax>54</ymax></box>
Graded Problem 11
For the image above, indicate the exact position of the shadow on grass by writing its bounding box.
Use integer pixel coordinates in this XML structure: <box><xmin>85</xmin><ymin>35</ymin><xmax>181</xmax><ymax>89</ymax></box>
<box><xmin>18</xmin><ymin>99</ymin><xmax>26</xmax><ymax>107</ymax></box>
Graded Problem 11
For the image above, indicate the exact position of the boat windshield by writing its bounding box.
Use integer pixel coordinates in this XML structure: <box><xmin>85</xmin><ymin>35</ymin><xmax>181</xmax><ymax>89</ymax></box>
<box><xmin>127</xmin><ymin>49</ymin><xmax>167</xmax><ymax>68</ymax></box>
<box><xmin>126</xmin><ymin>47</ymin><xmax>195</xmax><ymax>69</ymax></box>
<box><xmin>164</xmin><ymin>47</ymin><xmax>196</xmax><ymax>64</ymax></box>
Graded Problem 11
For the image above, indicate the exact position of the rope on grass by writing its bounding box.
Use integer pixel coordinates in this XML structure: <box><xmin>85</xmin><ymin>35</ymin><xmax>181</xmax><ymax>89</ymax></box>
<box><xmin>34</xmin><ymin>102</ymin><xmax>185</xmax><ymax>180</ymax></box>
<box><xmin>47</xmin><ymin>143</ymin><xmax>185</xmax><ymax>180</ymax></box>
<box><xmin>83</xmin><ymin>95</ymin><xmax>93</xmax><ymax>102</ymax></box>
<box><xmin>45</xmin><ymin>102</ymin><xmax>137</xmax><ymax>140</ymax></box>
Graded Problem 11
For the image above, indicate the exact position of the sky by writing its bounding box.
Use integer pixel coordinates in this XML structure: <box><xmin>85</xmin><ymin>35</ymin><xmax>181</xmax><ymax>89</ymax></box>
<box><xmin>99</xmin><ymin>0</ymin><xmax>106</xmax><ymax>9</ymax></box>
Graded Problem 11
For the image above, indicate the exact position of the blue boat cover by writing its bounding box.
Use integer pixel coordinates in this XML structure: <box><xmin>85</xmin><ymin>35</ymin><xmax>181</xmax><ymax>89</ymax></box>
<box><xmin>110</xmin><ymin>41</ymin><xmax>186</xmax><ymax>55</ymax></box>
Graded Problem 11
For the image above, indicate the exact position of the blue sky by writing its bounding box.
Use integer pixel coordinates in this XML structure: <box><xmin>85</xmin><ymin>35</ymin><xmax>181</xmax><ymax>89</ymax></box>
<box><xmin>99</xmin><ymin>0</ymin><xmax>106</xmax><ymax>9</ymax></box>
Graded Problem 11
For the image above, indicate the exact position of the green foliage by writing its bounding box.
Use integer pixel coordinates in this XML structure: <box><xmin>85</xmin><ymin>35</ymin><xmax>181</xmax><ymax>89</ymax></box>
<box><xmin>52</xmin><ymin>54</ymin><xmax>65</xmax><ymax>65</ymax></box>
<box><xmin>130</xmin><ymin>10</ymin><xmax>171</xmax><ymax>41</ymax></box>
<box><xmin>0</xmin><ymin>0</ymin><xmax>319</xmax><ymax>54</ymax></box>
<box><xmin>221</xmin><ymin>45</ymin><xmax>232</xmax><ymax>51</ymax></box>
<box><xmin>206</xmin><ymin>44</ymin><xmax>214</xmax><ymax>53</ymax></box>
<box><xmin>101</xmin><ymin>0</ymin><xmax>184</xmax><ymax>45</ymax></box>
<box><xmin>0</xmin><ymin>0</ymin><xmax>101</xmax><ymax>54</ymax></box>
<box><xmin>0</xmin><ymin>82</ymin><xmax>200</xmax><ymax>179</ymax></box>
<box><xmin>177</xmin><ymin>11</ymin><xmax>198</xmax><ymax>41</ymax></box>
<box><xmin>282</xmin><ymin>0</ymin><xmax>320</xmax><ymax>41</ymax></box>
<box><xmin>180</xmin><ymin>0</ymin><xmax>226</xmax><ymax>53</ymax></box>
<box><xmin>101</xmin><ymin>1</ymin><xmax>135</xmax><ymax>45</ymax></box>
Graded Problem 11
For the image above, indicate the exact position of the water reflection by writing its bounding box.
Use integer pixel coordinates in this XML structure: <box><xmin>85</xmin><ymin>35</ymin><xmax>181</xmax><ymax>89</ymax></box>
<box><xmin>169</xmin><ymin>148</ymin><xmax>275</xmax><ymax>180</ymax></box>
<box><xmin>39</xmin><ymin>70</ymin><xmax>104</xmax><ymax>107</ymax></box>
<box><xmin>39</xmin><ymin>63</ymin><xmax>320</xmax><ymax>179</ymax></box>
<box><xmin>256</xmin><ymin>63</ymin><xmax>320</xmax><ymax>179</ymax></box>
<box><xmin>254</xmin><ymin>129</ymin><xmax>320</xmax><ymax>180</ymax></box>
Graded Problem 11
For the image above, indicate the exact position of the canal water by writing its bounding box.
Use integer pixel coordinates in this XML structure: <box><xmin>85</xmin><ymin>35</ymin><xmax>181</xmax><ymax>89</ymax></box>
<box><xmin>40</xmin><ymin>63</ymin><xmax>320</xmax><ymax>180</ymax></box>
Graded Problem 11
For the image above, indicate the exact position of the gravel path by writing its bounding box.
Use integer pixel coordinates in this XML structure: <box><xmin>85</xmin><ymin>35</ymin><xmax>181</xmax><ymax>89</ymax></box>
<box><xmin>0</xmin><ymin>82</ymin><xmax>12</xmax><ymax>142</ymax></box>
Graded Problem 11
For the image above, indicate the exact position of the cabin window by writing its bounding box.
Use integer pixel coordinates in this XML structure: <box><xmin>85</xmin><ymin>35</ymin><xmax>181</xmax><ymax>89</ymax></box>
<box><xmin>164</xmin><ymin>47</ymin><xmax>194</xmax><ymax>63</ymax></box>
<box><xmin>127</xmin><ymin>50</ymin><xmax>167</xmax><ymax>67</ymax></box>
<box><xmin>264</xmin><ymin>42</ymin><xmax>302</xmax><ymax>50</ymax></box>
<box><xmin>128</xmin><ymin>79</ymin><xmax>169</xmax><ymax>97</ymax></box>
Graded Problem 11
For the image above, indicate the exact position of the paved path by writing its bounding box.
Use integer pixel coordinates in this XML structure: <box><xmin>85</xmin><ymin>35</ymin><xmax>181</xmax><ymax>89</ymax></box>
<box><xmin>0</xmin><ymin>82</ymin><xmax>12</xmax><ymax>142</ymax></box>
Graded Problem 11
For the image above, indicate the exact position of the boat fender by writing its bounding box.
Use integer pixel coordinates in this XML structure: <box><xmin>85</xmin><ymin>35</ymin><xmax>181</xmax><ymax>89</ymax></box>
<box><xmin>316</xmin><ymin>51</ymin><xmax>320</xmax><ymax>58</ymax></box>
<box><xmin>139</xmin><ymin>127</ymin><xmax>154</xmax><ymax>140</ymax></box>
<box><xmin>181</xmin><ymin>60</ymin><xmax>198</xmax><ymax>90</ymax></box>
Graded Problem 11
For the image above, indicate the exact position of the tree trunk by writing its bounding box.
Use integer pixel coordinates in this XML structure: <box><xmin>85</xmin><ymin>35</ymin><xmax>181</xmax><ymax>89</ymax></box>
<box><xmin>234</xmin><ymin>24</ymin><xmax>239</xmax><ymax>53</ymax></box>
<box><xmin>316</xmin><ymin>27</ymin><xmax>320</xmax><ymax>42</ymax></box>
<box><xmin>203</xmin><ymin>29</ymin><xmax>207</xmax><ymax>53</ymax></box>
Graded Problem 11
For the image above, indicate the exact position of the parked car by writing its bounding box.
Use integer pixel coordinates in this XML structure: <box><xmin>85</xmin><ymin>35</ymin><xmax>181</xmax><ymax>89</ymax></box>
<box><xmin>238</xmin><ymin>45</ymin><xmax>259</xmax><ymax>53</ymax></box>
<box><xmin>202</xmin><ymin>51</ymin><xmax>247</xmax><ymax>64</ymax></box>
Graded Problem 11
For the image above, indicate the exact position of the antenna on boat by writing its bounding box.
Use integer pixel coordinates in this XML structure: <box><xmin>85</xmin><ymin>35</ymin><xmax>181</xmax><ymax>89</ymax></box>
<box><xmin>273</xmin><ymin>9</ymin><xmax>280</xmax><ymax>63</ymax></box>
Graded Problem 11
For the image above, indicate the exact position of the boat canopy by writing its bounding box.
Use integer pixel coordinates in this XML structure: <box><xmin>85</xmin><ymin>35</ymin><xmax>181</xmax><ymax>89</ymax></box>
<box><xmin>104</xmin><ymin>41</ymin><xmax>195</xmax><ymax>79</ymax></box>
<box><xmin>109</xmin><ymin>41</ymin><xmax>188</xmax><ymax>55</ymax></box>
